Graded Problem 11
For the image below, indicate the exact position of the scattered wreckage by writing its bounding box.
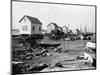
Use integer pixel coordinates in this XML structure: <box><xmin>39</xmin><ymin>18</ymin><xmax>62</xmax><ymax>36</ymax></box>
<box><xmin>76</xmin><ymin>52</ymin><xmax>93</xmax><ymax>66</ymax></box>
<box><xmin>85</xmin><ymin>41</ymin><xmax>96</xmax><ymax>52</ymax></box>
<box><xmin>12</xmin><ymin>37</ymin><xmax>96</xmax><ymax>74</ymax></box>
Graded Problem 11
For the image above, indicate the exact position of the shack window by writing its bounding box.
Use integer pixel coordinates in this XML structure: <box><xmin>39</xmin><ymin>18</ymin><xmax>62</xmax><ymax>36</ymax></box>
<box><xmin>33</xmin><ymin>26</ymin><xmax>34</xmax><ymax>31</ymax></box>
<box><xmin>39</xmin><ymin>26</ymin><xmax>41</xmax><ymax>31</ymax></box>
<box><xmin>22</xmin><ymin>26</ymin><xmax>27</xmax><ymax>31</ymax></box>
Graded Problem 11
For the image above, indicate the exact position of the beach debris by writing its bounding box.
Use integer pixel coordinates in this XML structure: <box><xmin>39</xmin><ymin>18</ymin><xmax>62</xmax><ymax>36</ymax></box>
<box><xmin>85</xmin><ymin>42</ymin><xmax>96</xmax><ymax>52</ymax></box>
<box><xmin>76</xmin><ymin>52</ymin><xmax>93</xmax><ymax>66</ymax></box>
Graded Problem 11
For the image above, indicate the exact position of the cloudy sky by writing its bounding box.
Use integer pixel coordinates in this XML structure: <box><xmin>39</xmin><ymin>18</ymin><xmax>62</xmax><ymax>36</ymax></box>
<box><xmin>12</xmin><ymin>1</ymin><xmax>95</xmax><ymax>32</ymax></box>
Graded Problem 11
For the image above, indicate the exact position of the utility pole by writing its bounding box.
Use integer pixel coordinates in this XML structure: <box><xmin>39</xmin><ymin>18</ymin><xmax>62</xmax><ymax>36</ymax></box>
<box><xmin>84</xmin><ymin>25</ymin><xmax>87</xmax><ymax>34</ymax></box>
<box><xmin>68</xmin><ymin>24</ymin><xmax>69</xmax><ymax>29</ymax></box>
<box><xmin>80</xmin><ymin>24</ymin><xmax>82</xmax><ymax>34</ymax></box>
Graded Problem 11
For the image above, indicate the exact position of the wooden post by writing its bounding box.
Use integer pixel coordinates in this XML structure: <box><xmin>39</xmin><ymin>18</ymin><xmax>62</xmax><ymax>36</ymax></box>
<box><xmin>63</xmin><ymin>34</ymin><xmax>65</xmax><ymax>51</ymax></box>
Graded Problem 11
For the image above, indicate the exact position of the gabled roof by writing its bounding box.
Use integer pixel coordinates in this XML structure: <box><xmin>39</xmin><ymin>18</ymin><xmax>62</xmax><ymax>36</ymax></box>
<box><xmin>19</xmin><ymin>15</ymin><xmax>42</xmax><ymax>25</ymax></box>
<box><xmin>62</xmin><ymin>26</ymin><xmax>68</xmax><ymax>29</ymax></box>
<box><xmin>47</xmin><ymin>22</ymin><xmax>59</xmax><ymax>28</ymax></box>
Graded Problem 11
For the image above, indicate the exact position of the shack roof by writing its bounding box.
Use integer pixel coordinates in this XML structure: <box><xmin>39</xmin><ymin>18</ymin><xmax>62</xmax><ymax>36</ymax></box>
<box><xmin>47</xmin><ymin>22</ymin><xmax>59</xmax><ymax>28</ymax></box>
<box><xmin>19</xmin><ymin>15</ymin><xmax>42</xmax><ymax>25</ymax></box>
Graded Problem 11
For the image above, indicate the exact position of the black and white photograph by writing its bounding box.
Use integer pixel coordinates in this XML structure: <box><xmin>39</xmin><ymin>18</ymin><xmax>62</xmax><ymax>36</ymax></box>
<box><xmin>11</xmin><ymin>0</ymin><xmax>96</xmax><ymax>74</ymax></box>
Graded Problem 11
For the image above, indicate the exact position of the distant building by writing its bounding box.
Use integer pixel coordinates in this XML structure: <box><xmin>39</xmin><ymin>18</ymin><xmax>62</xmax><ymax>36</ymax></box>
<box><xmin>47</xmin><ymin>22</ymin><xmax>59</xmax><ymax>33</ymax></box>
<box><xmin>19</xmin><ymin>15</ymin><xmax>42</xmax><ymax>34</ymax></box>
<box><xmin>79</xmin><ymin>34</ymin><xmax>84</xmax><ymax>40</ymax></box>
<box><xmin>88</xmin><ymin>33</ymin><xmax>96</xmax><ymax>41</ymax></box>
<box><xmin>74</xmin><ymin>29</ymin><xmax>81</xmax><ymax>34</ymax></box>
<box><xmin>62</xmin><ymin>26</ymin><xmax>68</xmax><ymax>34</ymax></box>
<box><xmin>91</xmin><ymin>33</ymin><xmax>96</xmax><ymax>40</ymax></box>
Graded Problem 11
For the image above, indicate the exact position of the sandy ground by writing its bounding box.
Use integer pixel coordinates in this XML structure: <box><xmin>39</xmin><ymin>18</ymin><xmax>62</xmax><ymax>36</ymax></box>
<box><xmin>21</xmin><ymin>40</ymin><xmax>95</xmax><ymax>72</ymax></box>
<box><xmin>12</xmin><ymin>39</ymin><xmax>96</xmax><ymax>74</ymax></box>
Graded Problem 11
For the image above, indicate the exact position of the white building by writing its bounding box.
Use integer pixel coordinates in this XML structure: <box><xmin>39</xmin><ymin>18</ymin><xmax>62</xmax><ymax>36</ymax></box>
<box><xmin>19</xmin><ymin>15</ymin><xmax>42</xmax><ymax>34</ymax></box>
<box><xmin>47</xmin><ymin>22</ymin><xmax>59</xmax><ymax>33</ymax></box>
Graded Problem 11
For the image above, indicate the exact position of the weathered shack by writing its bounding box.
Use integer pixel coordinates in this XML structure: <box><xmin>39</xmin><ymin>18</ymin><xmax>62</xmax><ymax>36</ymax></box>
<box><xmin>19</xmin><ymin>15</ymin><xmax>42</xmax><ymax>34</ymax></box>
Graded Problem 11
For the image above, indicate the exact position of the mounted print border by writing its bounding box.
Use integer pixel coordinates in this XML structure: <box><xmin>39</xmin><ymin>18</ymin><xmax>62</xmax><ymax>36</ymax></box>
<box><xmin>11</xmin><ymin>0</ymin><xmax>97</xmax><ymax>75</ymax></box>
